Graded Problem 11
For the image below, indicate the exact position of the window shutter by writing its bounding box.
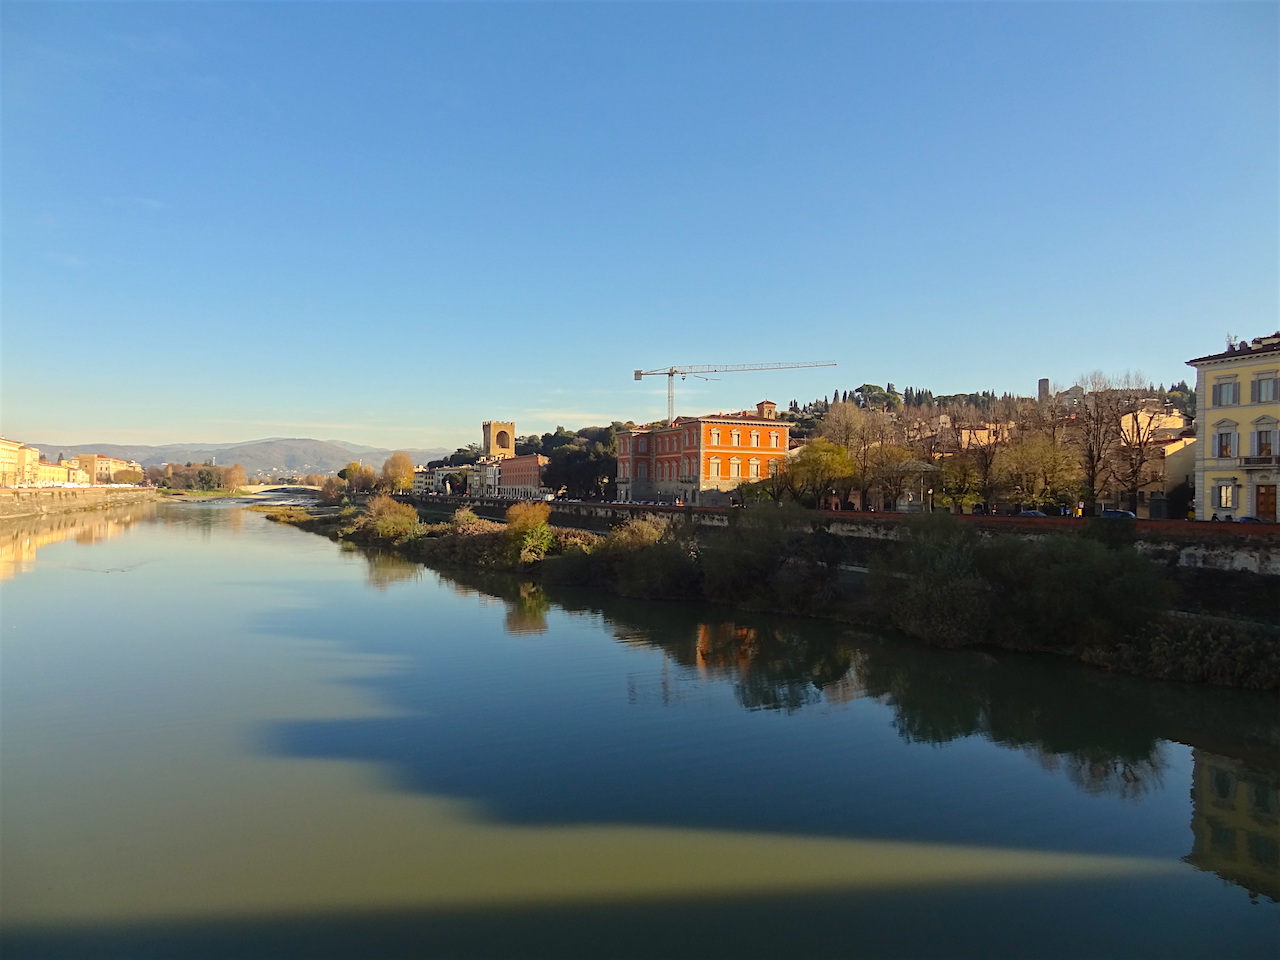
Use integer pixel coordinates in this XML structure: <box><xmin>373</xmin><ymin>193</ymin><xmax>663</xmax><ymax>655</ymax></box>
<box><xmin>1212</xmin><ymin>384</ymin><xmax>1221</xmax><ymax>405</ymax></box>
<box><xmin>1251</xmin><ymin>380</ymin><xmax>1260</xmax><ymax>403</ymax></box>
<box><xmin>1234</xmin><ymin>433</ymin><xmax>1240</xmax><ymax>459</ymax></box>
<box><xmin>1251</xmin><ymin>431</ymin><xmax>1258</xmax><ymax>456</ymax></box>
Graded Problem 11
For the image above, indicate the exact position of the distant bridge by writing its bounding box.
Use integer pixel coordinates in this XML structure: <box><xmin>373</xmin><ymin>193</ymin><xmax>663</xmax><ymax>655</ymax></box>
<box><xmin>238</xmin><ymin>484</ymin><xmax>322</xmax><ymax>494</ymax></box>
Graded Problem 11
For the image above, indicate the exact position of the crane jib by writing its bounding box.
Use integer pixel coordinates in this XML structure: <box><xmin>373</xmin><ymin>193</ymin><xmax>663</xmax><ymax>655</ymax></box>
<box><xmin>632</xmin><ymin>361</ymin><xmax>837</xmax><ymax>422</ymax></box>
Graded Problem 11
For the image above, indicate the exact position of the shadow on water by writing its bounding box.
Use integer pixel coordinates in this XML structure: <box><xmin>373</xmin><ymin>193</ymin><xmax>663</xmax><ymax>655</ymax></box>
<box><xmin>2</xmin><ymin>873</ymin><xmax>1263</xmax><ymax>960</ymax></box>
<box><xmin>249</xmin><ymin>555</ymin><xmax>1280</xmax><ymax>888</ymax></box>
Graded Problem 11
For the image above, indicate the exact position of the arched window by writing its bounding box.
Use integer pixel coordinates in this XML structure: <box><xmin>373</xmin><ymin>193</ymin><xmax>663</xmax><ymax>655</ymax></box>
<box><xmin>730</xmin><ymin>457</ymin><xmax>741</xmax><ymax>478</ymax></box>
<box><xmin>638</xmin><ymin>462</ymin><xmax>648</xmax><ymax>479</ymax></box>
<box><xmin>709</xmin><ymin>457</ymin><xmax>721</xmax><ymax>478</ymax></box>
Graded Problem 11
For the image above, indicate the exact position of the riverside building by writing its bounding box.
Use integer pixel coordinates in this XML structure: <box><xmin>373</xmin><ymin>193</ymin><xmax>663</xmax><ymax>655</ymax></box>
<box><xmin>1188</xmin><ymin>332</ymin><xmax>1280</xmax><ymax>521</ymax></box>
<box><xmin>616</xmin><ymin>401</ymin><xmax>790</xmax><ymax>506</ymax></box>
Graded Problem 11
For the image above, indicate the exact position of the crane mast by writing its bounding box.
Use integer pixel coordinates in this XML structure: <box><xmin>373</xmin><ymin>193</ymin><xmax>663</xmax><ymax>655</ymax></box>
<box><xmin>633</xmin><ymin>361</ymin><xmax>837</xmax><ymax>423</ymax></box>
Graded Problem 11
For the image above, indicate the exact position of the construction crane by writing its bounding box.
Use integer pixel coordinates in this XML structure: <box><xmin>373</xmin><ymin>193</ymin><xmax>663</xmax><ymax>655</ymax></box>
<box><xmin>633</xmin><ymin>361</ymin><xmax>837</xmax><ymax>423</ymax></box>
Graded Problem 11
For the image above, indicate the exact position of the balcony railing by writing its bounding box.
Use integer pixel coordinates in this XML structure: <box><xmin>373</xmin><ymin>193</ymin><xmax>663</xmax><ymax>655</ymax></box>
<box><xmin>1238</xmin><ymin>455</ymin><xmax>1279</xmax><ymax>467</ymax></box>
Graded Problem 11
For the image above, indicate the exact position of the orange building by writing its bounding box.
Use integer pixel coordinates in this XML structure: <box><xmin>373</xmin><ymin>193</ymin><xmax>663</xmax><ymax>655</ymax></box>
<box><xmin>616</xmin><ymin>400</ymin><xmax>789</xmax><ymax>505</ymax></box>
<box><xmin>497</xmin><ymin>453</ymin><xmax>549</xmax><ymax>499</ymax></box>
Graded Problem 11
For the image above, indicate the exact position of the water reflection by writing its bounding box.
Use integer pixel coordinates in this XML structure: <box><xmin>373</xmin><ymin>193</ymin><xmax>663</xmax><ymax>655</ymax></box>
<box><xmin>345</xmin><ymin>545</ymin><xmax>424</xmax><ymax>591</ymax></box>
<box><xmin>0</xmin><ymin>503</ymin><xmax>155</xmax><ymax>580</ymax></box>
<box><xmin>1186</xmin><ymin>750</ymin><xmax>1280</xmax><ymax>903</ymax></box>
<box><xmin>256</xmin><ymin>563</ymin><xmax>1280</xmax><ymax>904</ymax></box>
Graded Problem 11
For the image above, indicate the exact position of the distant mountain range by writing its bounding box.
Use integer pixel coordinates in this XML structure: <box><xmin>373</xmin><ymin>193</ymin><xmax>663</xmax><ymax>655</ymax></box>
<box><xmin>30</xmin><ymin>438</ymin><xmax>452</xmax><ymax>478</ymax></box>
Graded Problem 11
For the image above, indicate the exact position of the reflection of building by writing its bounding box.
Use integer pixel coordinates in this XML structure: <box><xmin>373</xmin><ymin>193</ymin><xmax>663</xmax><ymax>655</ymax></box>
<box><xmin>1188</xmin><ymin>332</ymin><xmax>1280</xmax><ymax>521</ymax></box>
<box><xmin>617</xmin><ymin>401</ymin><xmax>791</xmax><ymax>505</ymax></box>
<box><xmin>0</xmin><ymin>506</ymin><xmax>152</xmax><ymax>581</ymax></box>
<box><xmin>1184</xmin><ymin>749</ymin><xmax>1280</xmax><ymax>902</ymax></box>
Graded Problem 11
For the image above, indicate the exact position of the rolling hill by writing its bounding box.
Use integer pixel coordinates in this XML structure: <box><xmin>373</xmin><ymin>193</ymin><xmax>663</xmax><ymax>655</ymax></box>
<box><xmin>30</xmin><ymin>438</ymin><xmax>452</xmax><ymax>478</ymax></box>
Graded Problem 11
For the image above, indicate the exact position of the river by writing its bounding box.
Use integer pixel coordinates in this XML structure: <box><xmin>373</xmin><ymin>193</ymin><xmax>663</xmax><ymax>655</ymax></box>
<box><xmin>2</xmin><ymin>501</ymin><xmax>1277</xmax><ymax>958</ymax></box>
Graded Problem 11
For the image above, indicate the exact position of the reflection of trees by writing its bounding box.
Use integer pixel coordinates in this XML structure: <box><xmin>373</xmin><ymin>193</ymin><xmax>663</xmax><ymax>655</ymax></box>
<box><xmin>505</xmin><ymin>582</ymin><xmax>550</xmax><ymax>635</ymax></box>
<box><xmin>431</xmin><ymin>565</ymin><xmax>1280</xmax><ymax>810</ymax></box>
<box><xmin>361</xmin><ymin>550</ymin><xmax>422</xmax><ymax>591</ymax></box>
<box><xmin>431</xmin><ymin>569</ymin><xmax>557</xmax><ymax>636</ymax></box>
<box><xmin>849</xmin><ymin>642</ymin><xmax>1172</xmax><ymax>799</ymax></box>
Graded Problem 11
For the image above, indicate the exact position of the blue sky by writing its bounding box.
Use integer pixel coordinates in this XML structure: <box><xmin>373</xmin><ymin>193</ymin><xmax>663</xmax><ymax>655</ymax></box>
<box><xmin>3</xmin><ymin>1</ymin><xmax>1275</xmax><ymax>450</ymax></box>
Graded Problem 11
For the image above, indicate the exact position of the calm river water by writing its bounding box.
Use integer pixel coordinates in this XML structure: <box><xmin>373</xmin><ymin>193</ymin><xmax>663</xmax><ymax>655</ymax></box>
<box><xmin>2</xmin><ymin>502</ymin><xmax>1278</xmax><ymax>959</ymax></box>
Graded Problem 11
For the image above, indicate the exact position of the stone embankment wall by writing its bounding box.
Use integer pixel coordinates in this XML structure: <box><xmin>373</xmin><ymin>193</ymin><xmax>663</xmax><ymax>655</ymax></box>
<box><xmin>415</xmin><ymin>495</ymin><xmax>1280</xmax><ymax>578</ymax></box>
<box><xmin>0</xmin><ymin>487</ymin><xmax>159</xmax><ymax>521</ymax></box>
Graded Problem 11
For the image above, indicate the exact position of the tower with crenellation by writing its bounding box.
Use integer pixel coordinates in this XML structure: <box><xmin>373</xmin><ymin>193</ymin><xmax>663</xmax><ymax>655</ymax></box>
<box><xmin>481</xmin><ymin>421</ymin><xmax>515</xmax><ymax>460</ymax></box>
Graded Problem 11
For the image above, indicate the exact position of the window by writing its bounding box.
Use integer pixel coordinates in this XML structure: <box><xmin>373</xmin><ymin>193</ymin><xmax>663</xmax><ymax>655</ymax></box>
<box><xmin>1216</xmin><ymin>485</ymin><xmax>1235</xmax><ymax>509</ymax></box>
<box><xmin>1213</xmin><ymin>381</ymin><xmax>1240</xmax><ymax>406</ymax></box>
<box><xmin>1253</xmin><ymin>377</ymin><xmax>1278</xmax><ymax>403</ymax></box>
<box><xmin>730</xmin><ymin>430</ymin><xmax>741</xmax><ymax>446</ymax></box>
<box><xmin>710</xmin><ymin>429</ymin><xmax>721</xmax><ymax>445</ymax></box>
<box><xmin>1256</xmin><ymin>430</ymin><xmax>1274</xmax><ymax>457</ymax></box>
<box><xmin>770</xmin><ymin>432</ymin><xmax>780</xmax><ymax>448</ymax></box>
<box><xmin>750</xmin><ymin>431</ymin><xmax>760</xmax><ymax>447</ymax></box>
<box><xmin>1216</xmin><ymin>431</ymin><xmax>1234</xmax><ymax>458</ymax></box>
<box><xmin>638</xmin><ymin>437</ymin><xmax>648</xmax><ymax>453</ymax></box>
<box><xmin>638</xmin><ymin>462</ymin><xmax>648</xmax><ymax>479</ymax></box>
<box><xmin>709</xmin><ymin>457</ymin><xmax>721</xmax><ymax>478</ymax></box>
<box><xmin>730</xmin><ymin>457</ymin><xmax>741</xmax><ymax>478</ymax></box>
<box><xmin>749</xmin><ymin>458</ymin><xmax>761</xmax><ymax>478</ymax></box>
<box><xmin>768</xmin><ymin>459</ymin><xmax>781</xmax><ymax>477</ymax></box>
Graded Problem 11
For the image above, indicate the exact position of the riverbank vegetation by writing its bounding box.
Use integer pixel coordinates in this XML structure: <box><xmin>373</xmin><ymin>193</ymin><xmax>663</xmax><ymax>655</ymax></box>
<box><xmin>258</xmin><ymin>499</ymin><xmax>1280</xmax><ymax>691</ymax></box>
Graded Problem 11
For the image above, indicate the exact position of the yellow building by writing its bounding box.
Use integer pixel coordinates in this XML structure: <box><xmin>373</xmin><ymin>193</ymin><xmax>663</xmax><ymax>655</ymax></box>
<box><xmin>74</xmin><ymin>453</ymin><xmax>144</xmax><ymax>484</ymax></box>
<box><xmin>1188</xmin><ymin>332</ymin><xmax>1280</xmax><ymax>521</ymax></box>
<box><xmin>0</xmin><ymin>438</ymin><xmax>43</xmax><ymax>486</ymax></box>
<box><xmin>1184</xmin><ymin>749</ymin><xmax>1280</xmax><ymax>902</ymax></box>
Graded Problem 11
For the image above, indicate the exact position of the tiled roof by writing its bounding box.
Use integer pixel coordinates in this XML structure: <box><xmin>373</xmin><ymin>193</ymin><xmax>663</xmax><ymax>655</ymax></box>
<box><xmin>1188</xmin><ymin>332</ymin><xmax>1280</xmax><ymax>365</ymax></box>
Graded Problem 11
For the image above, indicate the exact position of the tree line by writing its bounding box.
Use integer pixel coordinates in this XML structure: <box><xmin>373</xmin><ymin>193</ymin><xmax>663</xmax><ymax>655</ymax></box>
<box><xmin>751</xmin><ymin>372</ymin><xmax>1191</xmax><ymax>514</ymax></box>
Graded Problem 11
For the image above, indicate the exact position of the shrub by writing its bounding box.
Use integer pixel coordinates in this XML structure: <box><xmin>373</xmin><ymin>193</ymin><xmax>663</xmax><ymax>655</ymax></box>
<box><xmin>700</xmin><ymin>505</ymin><xmax>806</xmax><ymax>606</ymax></box>
<box><xmin>869</xmin><ymin>513</ymin><xmax>990</xmax><ymax>647</ymax></box>
<box><xmin>1084</xmin><ymin>617</ymin><xmax>1280</xmax><ymax>690</ymax></box>
<box><xmin>505</xmin><ymin>501</ymin><xmax>554</xmax><ymax>564</ymax></box>
<box><xmin>361</xmin><ymin>495</ymin><xmax>421</xmax><ymax>542</ymax></box>
<box><xmin>976</xmin><ymin>534</ymin><xmax>1173</xmax><ymax>653</ymax></box>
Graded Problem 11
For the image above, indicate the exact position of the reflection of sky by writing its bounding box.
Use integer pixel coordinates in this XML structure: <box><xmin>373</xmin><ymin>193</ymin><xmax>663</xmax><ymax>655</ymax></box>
<box><xmin>2</xmin><ymin>506</ymin><xmax>1275</xmax><ymax>955</ymax></box>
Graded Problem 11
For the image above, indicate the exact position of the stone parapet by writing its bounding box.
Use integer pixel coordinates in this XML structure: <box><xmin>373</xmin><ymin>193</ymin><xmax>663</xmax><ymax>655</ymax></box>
<box><xmin>0</xmin><ymin>487</ymin><xmax>159</xmax><ymax>522</ymax></box>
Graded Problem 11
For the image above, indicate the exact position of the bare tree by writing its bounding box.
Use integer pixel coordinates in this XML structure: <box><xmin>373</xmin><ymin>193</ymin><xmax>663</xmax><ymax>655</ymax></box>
<box><xmin>1071</xmin><ymin>371</ymin><xmax>1125</xmax><ymax>511</ymax></box>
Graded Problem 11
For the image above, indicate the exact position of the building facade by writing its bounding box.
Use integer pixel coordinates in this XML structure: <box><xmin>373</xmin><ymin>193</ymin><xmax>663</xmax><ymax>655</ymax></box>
<box><xmin>497</xmin><ymin>453</ymin><xmax>549</xmax><ymax>499</ymax></box>
<box><xmin>1188</xmin><ymin>332</ymin><xmax>1280</xmax><ymax>521</ymax></box>
<box><xmin>616</xmin><ymin>401</ymin><xmax>790</xmax><ymax>505</ymax></box>
<box><xmin>73</xmin><ymin>454</ymin><xmax>144</xmax><ymax>484</ymax></box>
<box><xmin>1</xmin><ymin>438</ymin><xmax>40</xmax><ymax>486</ymax></box>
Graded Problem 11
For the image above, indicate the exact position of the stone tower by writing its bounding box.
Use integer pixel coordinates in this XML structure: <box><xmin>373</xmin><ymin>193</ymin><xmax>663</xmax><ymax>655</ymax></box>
<box><xmin>482</xmin><ymin>421</ymin><xmax>516</xmax><ymax>459</ymax></box>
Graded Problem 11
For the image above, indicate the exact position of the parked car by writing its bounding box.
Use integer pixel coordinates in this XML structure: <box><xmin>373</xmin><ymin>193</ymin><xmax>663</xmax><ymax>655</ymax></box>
<box><xmin>1016</xmin><ymin>510</ymin><xmax>1048</xmax><ymax>518</ymax></box>
<box><xmin>1235</xmin><ymin>516</ymin><xmax>1274</xmax><ymax>524</ymax></box>
<box><xmin>1100</xmin><ymin>509</ymin><xmax>1137</xmax><ymax>518</ymax></box>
